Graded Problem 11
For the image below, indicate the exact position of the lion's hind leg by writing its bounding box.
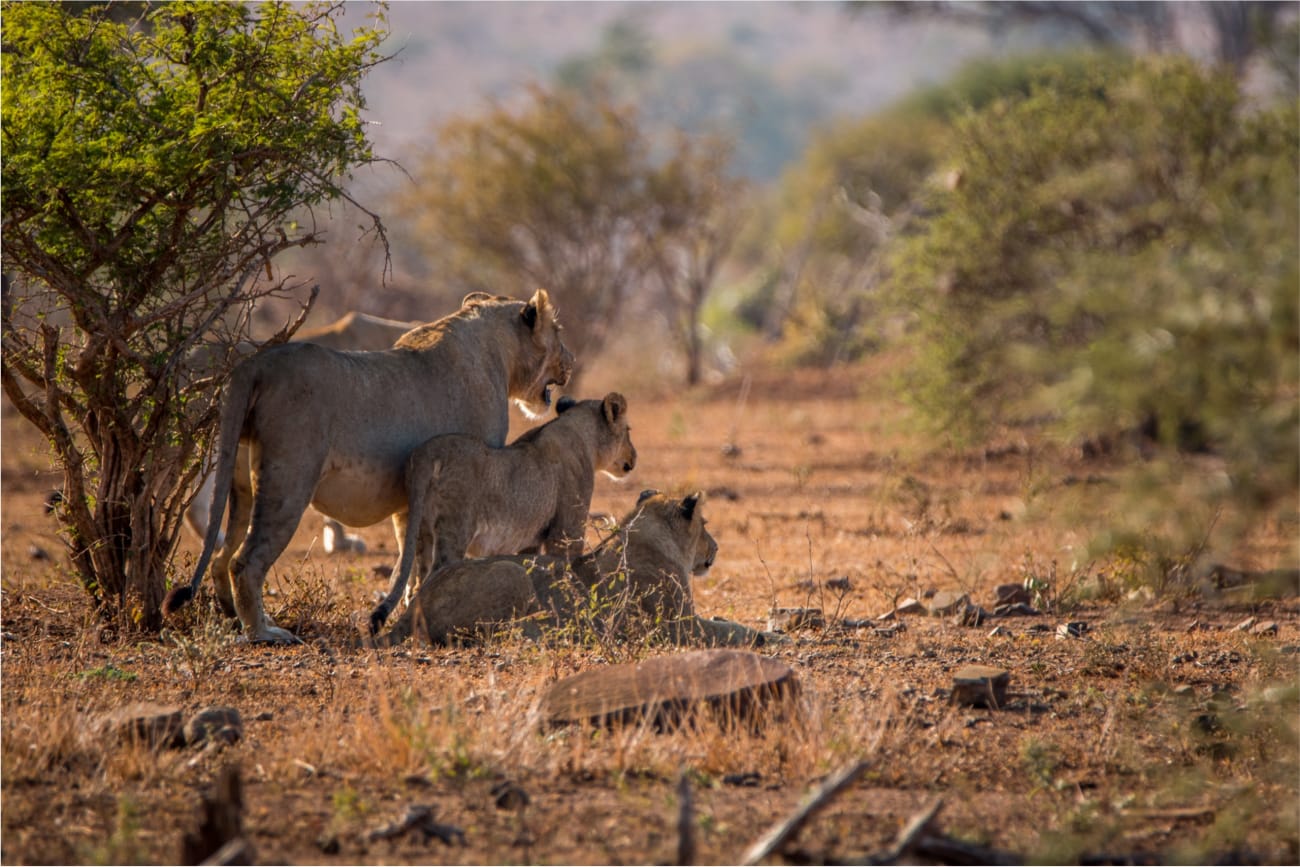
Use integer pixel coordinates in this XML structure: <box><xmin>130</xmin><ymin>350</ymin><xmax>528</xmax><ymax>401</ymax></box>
<box><xmin>229</xmin><ymin>452</ymin><xmax>320</xmax><ymax>644</ymax></box>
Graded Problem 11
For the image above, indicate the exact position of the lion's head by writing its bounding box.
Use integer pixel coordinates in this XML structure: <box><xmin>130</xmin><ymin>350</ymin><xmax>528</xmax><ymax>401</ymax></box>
<box><xmin>501</xmin><ymin>288</ymin><xmax>573</xmax><ymax>419</ymax></box>
<box><xmin>555</xmin><ymin>391</ymin><xmax>636</xmax><ymax>479</ymax></box>
<box><xmin>633</xmin><ymin>489</ymin><xmax>717</xmax><ymax>576</ymax></box>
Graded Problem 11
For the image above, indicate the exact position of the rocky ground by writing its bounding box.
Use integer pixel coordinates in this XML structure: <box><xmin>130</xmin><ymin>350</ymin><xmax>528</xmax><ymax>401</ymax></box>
<box><xmin>3</xmin><ymin>361</ymin><xmax>1297</xmax><ymax>865</ymax></box>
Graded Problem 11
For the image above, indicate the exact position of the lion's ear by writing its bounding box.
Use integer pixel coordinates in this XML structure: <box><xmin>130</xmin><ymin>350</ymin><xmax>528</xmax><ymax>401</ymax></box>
<box><xmin>461</xmin><ymin>291</ymin><xmax>496</xmax><ymax>308</ymax></box>
<box><xmin>556</xmin><ymin>396</ymin><xmax>577</xmax><ymax>414</ymax></box>
<box><xmin>637</xmin><ymin>489</ymin><xmax>659</xmax><ymax>506</ymax></box>
<box><xmin>522</xmin><ymin>288</ymin><xmax>554</xmax><ymax>331</ymax></box>
<box><xmin>680</xmin><ymin>491</ymin><xmax>703</xmax><ymax>522</ymax></box>
<box><xmin>602</xmin><ymin>392</ymin><xmax>627</xmax><ymax>425</ymax></box>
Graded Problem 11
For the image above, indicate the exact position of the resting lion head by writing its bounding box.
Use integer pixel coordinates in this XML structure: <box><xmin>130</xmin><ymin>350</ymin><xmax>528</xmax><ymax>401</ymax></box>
<box><xmin>634</xmin><ymin>489</ymin><xmax>717</xmax><ymax>577</ymax></box>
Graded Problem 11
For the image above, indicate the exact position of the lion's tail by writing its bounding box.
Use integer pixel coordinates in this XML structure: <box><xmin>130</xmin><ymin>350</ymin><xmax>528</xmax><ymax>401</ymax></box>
<box><xmin>162</xmin><ymin>362</ymin><xmax>258</xmax><ymax>615</ymax></box>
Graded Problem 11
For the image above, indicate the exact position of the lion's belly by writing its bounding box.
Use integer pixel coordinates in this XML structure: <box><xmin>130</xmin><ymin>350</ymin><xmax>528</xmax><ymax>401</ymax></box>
<box><xmin>311</xmin><ymin>459</ymin><xmax>407</xmax><ymax>528</ymax></box>
<box><xmin>466</xmin><ymin>518</ymin><xmax>547</xmax><ymax>559</ymax></box>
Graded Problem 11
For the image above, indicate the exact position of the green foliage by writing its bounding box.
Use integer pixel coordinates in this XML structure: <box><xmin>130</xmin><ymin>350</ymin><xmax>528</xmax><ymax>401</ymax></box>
<box><xmin>889</xmin><ymin>55</ymin><xmax>1298</xmax><ymax>559</ymax></box>
<box><xmin>741</xmin><ymin>53</ymin><xmax>1127</xmax><ymax>363</ymax></box>
<box><xmin>1</xmin><ymin>1</ymin><xmax>388</xmax><ymax>628</ymax></box>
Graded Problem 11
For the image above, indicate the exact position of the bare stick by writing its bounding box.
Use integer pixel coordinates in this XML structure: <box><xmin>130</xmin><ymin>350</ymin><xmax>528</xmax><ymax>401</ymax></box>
<box><xmin>741</xmin><ymin>760</ymin><xmax>869</xmax><ymax>865</ymax></box>
<box><xmin>884</xmin><ymin>796</ymin><xmax>944</xmax><ymax>862</ymax></box>
<box><xmin>677</xmin><ymin>773</ymin><xmax>696</xmax><ymax>866</ymax></box>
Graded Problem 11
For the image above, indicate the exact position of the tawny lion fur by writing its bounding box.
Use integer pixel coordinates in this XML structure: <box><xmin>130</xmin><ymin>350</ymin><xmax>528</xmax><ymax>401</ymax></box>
<box><xmin>370</xmin><ymin>392</ymin><xmax>637</xmax><ymax>633</ymax></box>
<box><xmin>164</xmin><ymin>290</ymin><xmax>573</xmax><ymax>643</ymax></box>
<box><xmin>369</xmin><ymin>491</ymin><xmax>762</xmax><ymax>649</ymax></box>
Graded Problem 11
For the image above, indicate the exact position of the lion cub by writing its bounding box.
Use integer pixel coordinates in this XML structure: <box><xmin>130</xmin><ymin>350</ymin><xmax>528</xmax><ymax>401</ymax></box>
<box><xmin>369</xmin><ymin>392</ymin><xmax>636</xmax><ymax>633</ymax></box>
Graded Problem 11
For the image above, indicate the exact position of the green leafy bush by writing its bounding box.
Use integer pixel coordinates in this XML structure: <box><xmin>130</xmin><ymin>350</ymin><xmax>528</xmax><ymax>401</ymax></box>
<box><xmin>889</xmin><ymin>55</ymin><xmax>1298</xmax><ymax>557</ymax></box>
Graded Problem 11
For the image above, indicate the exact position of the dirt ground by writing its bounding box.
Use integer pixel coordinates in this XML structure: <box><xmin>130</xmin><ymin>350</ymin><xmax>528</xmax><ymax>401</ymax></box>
<box><xmin>2</xmin><ymin>358</ymin><xmax>1298</xmax><ymax>865</ymax></box>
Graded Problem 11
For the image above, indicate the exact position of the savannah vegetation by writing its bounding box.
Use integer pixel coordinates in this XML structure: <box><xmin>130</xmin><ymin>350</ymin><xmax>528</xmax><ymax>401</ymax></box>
<box><xmin>2</xmin><ymin>1</ymin><xmax>1296</xmax><ymax>864</ymax></box>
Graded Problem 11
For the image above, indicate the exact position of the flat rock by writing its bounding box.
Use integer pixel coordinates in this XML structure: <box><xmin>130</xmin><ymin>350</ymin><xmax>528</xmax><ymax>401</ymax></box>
<box><xmin>185</xmin><ymin>706</ymin><xmax>243</xmax><ymax>747</ymax></box>
<box><xmin>993</xmin><ymin>602</ymin><xmax>1039</xmax><ymax>617</ymax></box>
<box><xmin>93</xmin><ymin>702</ymin><xmax>185</xmax><ymax>749</ymax></box>
<box><xmin>951</xmin><ymin>665</ymin><xmax>1011</xmax><ymax>709</ymax></box>
<box><xmin>880</xmin><ymin>598</ymin><xmax>925</xmax><ymax>619</ymax></box>
<box><xmin>766</xmin><ymin>608</ymin><xmax>824</xmax><ymax>632</ymax></box>
<box><xmin>927</xmin><ymin>591</ymin><xmax>969</xmax><ymax>617</ymax></box>
<box><xmin>541</xmin><ymin>649</ymin><xmax>799</xmax><ymax>731</ymax></box>
<box><xmin>1250</xmin><ymin>620</ymin><xmax>1279</xmax><ymax>636</ymax></box>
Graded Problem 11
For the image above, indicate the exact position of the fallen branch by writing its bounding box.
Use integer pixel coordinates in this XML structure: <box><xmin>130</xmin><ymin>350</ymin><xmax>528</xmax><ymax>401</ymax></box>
<box><xmin>677</xmin><ymin>773</ymin><xmax>696</xmax><ymax>866</ymax></box>
<box><xmin>741</xmin><ymin>760</ymin><xmax>869</xmax><ymax>865</ymax></box>
<box><xmin>363</xmin><ymin>804</ymin><xmax>465</xmax><ymax>847</ymax></box>
<box><xmin>884</xmin><ymin>797</ymin><xmax>944</xmax><ymax>862</ymax></box>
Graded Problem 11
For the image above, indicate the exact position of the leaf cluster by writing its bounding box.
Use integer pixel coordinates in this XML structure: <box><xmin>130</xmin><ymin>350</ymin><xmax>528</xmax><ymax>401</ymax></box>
<box><xmin>0</xmin><ymin>0</ymin><xmax>389</xmax><ymax>627</ymax></box>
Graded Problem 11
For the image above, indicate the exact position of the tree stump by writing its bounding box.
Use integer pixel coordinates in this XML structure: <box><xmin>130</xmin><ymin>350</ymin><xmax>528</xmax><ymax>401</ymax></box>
<box><xmin>541</xmin><ymin>649</ymin><xmax>799</xmax><ymax>732</ymax></box>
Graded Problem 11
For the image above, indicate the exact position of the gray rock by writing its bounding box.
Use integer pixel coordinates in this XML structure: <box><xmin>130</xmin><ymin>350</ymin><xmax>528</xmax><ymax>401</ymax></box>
<box><xmin>887</xmin><ymin>598</ymin><xmax>926</xmax><ymax>618</ymax></box>
<box><xmin>992</xmin><ymin>602</ymin><xmax>1040</xmax><ymax>617</ymax></box>
<box><xmin>185</xmin><ymin>706</ymin><xmax>243</xmax><ymax>747</ymax></box>
<box><xmin>951</xmin><ymin>665</ymin><xmax>1011</xmax><ymax>709</ymax></box>
<box><xmin>1250</xmin><ymin>620</ymin><xmax>1279</xmax><ymax>636</ymax></box>
<box><xmin>1056</xmin><ymin>621</ymin><xmax>1089</xmax><ymax>639</ymax></box>
<box><xmin>94</xmin><ymin>702</ymin><xmax>185</xmax><ymax>749</ymax></box>
<box><xmin>987</xmin><ymin>625</ymin><xmax>1010</xmax><ymax>637</ymax></box>
<box><xmin>927</xmin><ymin>591</ymin><xmax>969</xmax><ymax>617</ymax></box>
<box><xmin>950</xmin><ymin>603</ymin><xmax>990</xmax><ymax>627</ymax></box>
<box><xmin>766</xmin><ymin>608</ymin><xmax>825</xmax><ymax>632</ymax></box>
<box><xmin>1234</xmin><ymin>616</ymin><xmax>1257</xmax><ymax>632</ymax></box>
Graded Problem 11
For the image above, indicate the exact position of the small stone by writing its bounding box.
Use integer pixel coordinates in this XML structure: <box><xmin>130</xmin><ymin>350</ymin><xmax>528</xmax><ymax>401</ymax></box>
<box><xmin>994</xmin><ymin>584</ymin><xmax>1031</xmax><ymax>606</ymax></box>
<box><xmin>1056</xmin><ymin>621</ymin><xmax>1089</xmax><ymax>639</ymax></box>
<box><xmin>987</xmin><ymin>625</ymin><xmax>1010</xmax><ymax>637</ymax></box>
<box><xmin>27</xmin><ymin>544</ymin><xmax>50</xmax><ymax>561</ymax></box>
<box><xmin>1173</xmin><ymin>684</ymin><xmax>1195</xmax><ymax>697</ymax></box>
<box><xmin>893</xmin><ymin>598</ymin><xmax>925</xmax><ymax>617</ymax></box>
<box><xmin>253</xmin><ymin>711</ymin><xmax>274</xmax><ymax>722</ymax></box>
<box><xmin>927</xmin><ymin>591</ymin><xmax>970</xmax><ymax>617</ymax></box>
<box><xmin>1250</xmin><ymin>620</ymin><xmax>1279</xmax><ymax>636</ymax></box>
<box><xmin>184</xmin><ymin>706</ymin><xmax>243</xmax><ymax>747</ymax></box>
<box><xmin>94</xmin><ymin>702</ymin><xmax>185</xmax><ymax>749</ymax></box>
<box><xmin>766</xmin><ymin>608</ymin><xmax>825</xmax><ymax>633</ymax></box>
<box><xmin>317</xmin><ymin>834</ymin><xmax>340</xmax><ymax>855</ymax></box>
<box><xmin>992</xmin><ymin>602</ymin><xmax>1039</xmax><ymax>617</ymax></box>
<box><xmin>950</xmin><ymin>665</ymin><xmax>1011</xmax><ymax>709</ymax></box>
<box><xmin>951</xmin><ymin>603</ymin><xmax>989</xmax><ymax>627</ymax></box>
<box><xmin>1234</xmin><ymin>616</ymin><xmax>1257</xmax><ymax>632</ymax></box>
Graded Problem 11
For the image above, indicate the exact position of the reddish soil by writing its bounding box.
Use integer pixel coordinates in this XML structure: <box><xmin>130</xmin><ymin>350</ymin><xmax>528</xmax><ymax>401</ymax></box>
<box><xmin>3</xmin><ymin>360</ymin><xmax>1297</xmax><ymax>865</ymax></box>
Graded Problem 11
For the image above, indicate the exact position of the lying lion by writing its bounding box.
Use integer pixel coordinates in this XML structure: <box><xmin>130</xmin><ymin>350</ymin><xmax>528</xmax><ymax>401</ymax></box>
<box><xmin>369</xmin><ymin>392</ymin><xmax>637</xmax><ymax>633</ymax></box>
<box><xmin>367</xmin><ymin>491</ymin><xmax>763</xmax><ymax>649</ymax></box>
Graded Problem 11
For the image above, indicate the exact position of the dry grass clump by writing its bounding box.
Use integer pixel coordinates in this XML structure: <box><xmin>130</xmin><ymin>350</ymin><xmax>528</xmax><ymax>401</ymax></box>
<box><xmin>3</xmin><ymin>368</ymin><xmax>1298</xmax><ymax>864</ymax></box>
